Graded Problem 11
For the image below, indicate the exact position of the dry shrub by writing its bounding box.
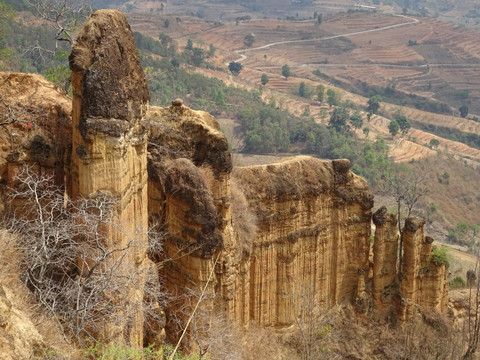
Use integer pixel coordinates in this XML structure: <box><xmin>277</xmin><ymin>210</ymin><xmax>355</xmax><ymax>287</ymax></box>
<box><xmin>316</xmin><ymin>304</ymin><xmax>461</xmax><ymax>360</ymax></box>
<box><xmin>0</xmin><ymin>229</ymin><xmax>80</xmax><ymax>359</ymax></box>
<box><xmin>241</xmin><ymin>324</ymin><xmax>295</xmax><ymax>360</ymax></box>
<box><xmin>230</xmin><ymin>178</ymin><xmax>257</xmax><ymax>257</ymax></box>
<box><xmin>0</xmin><ymin>229</ymin><xmax>20</xmax><ymax>283</ymax></box>
<box><xmin>198</xmin><ymin>164</ymin><xmax>216</xmax><ymax>192</ymax></box>
<box><xmin>166</xmin><ymin>160</ymin><xmax>221</xmax><ymax>256</ymax></box>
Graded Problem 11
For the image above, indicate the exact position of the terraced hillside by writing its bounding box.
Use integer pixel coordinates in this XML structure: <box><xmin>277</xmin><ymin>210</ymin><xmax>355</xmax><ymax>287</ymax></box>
<box><xmin>131</xmin><ymin>10</ymin><xmax>480</xmax><ymax>113</ymax></box>
<box><xmin>128</xmin><ymin>8</ymin><xmax>480</xmax><ymax>171</ymax></box>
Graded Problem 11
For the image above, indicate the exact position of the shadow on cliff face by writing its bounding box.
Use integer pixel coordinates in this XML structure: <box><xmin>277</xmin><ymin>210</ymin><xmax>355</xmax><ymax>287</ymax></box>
<box><xmin>230</xmin><ymin>178</ymin><xmax>257</xmax><ymax>257</ymax></box>
<box><xmin>148</xmin><ymin>157</ymin><xmax>223</xmax><ymax>259</ymax></box>
<box><xmin>146</xmin><ymin>100</ymin><xmax>233</xmax><ymax>261</ymax></box>
<box><xmin>164</xmin><ymin>158</ymin><xmax>222</xmax><ymax>258</ymax></box>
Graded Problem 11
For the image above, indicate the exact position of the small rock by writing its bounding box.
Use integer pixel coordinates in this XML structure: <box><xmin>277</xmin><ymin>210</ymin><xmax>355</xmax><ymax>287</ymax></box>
<box><xmin>172</xmin><ymin>98</ymin><xmax>184</xmax><ymax>107</ymax></box>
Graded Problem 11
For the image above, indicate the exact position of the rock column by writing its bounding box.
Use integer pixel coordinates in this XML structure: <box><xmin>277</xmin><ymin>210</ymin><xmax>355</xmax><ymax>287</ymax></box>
<box><xmin>69</xmin><ymin>10</ymin><xmax>150</xmax><ymax>345</ymax></box>
<box><xmin>400</xmin><ymin>217</ymin><xmax>426</xmax><ymax>320</ymax></box>
<box><xmin>372</xmin><ymin>206</ymin><xmax>398</xmax><ymax>309</ymax></box>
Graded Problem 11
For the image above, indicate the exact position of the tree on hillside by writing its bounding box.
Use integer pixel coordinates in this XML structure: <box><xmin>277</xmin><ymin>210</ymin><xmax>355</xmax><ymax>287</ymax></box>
<box><xmin>208</xmin><ymin>43</ymin><xmax>216</xmax><ymax>57</ymax></box>
<box><xmin>317</xmin><ymin>13</ymin><xmax>323</xmax><ymax>24</ymax></box>
<box><xmin>326</xmin><ymin>89</ymin><xmax>339</xmax><ymax>108</ymax></box>
<box><xmin>261</xmin><ymin>73</ymin><xmax>269</xmax><ymax>86</ymax></box>
<box><xmin>316</xmin><ymin>84</ymin><xmax>325</xmax><ymax>103</ymax></box>
<box><xmin>394</xmin><ymin>114</ymin><xmax>411</xmax><ymax>135</ymax></box>
<box><xmin>3</xmin><ymin>167</ymin><xmax>164</xmax><ymax>343</ymax></box>
<box><xmin>244</xmin><ymin>33</ymin><xmax>255</xmax><ymax>47</ymax></box>
<box><xmin>363</xmin><ymin>127</ymin><xmax>370</xmax><ymax>138</ymax></box>
<box><xmin>228</xmin><ymin>61</ymin><xmax>243</xmax><ymax>76</ymax></box>
<box><xmin>388</xmin><ymin>119</ymin><xmax>399</xmax><ymax>137</ymax></box>
<box><xmin>429</xmin><ymin>138</ymin><xmax>440</xmax><ymax>149</ymax></box>
<box><xmin>349</xmin><ymin>112</ymin><xmax>363</xmax><ymax>130</ymax></box>
<box><xmin>186</xmin><ymin>38</ymin><xmax>193</xmax><ymax>50</ymax></box>
<box><xmin>191</xmin><ymin>47</ymin><xmax>205</xmax><ymax>66</ymax></box>
<box><xmin>158</xmin><ymin>32</ymin><xmax>173</xmax><ymax>46</ymax></box>
<box><xmin>460</xmin><ymin>105</ymin><xmax>469</xmax><ymax>118</ymax></box>
<box><xmin>366</xmin><ymin>95</ymin><xmax>382</xmax><ymax>115</ymax></box>
<box><xmin>329</xmin><ymin>106</ymin><xmax>350</xmax><ymax>133</ymax></box>
<box><xmin>299</xmin><ymin>82</ymin><xmax>307</xmax><ymax>98</ymax></box>
<box><xmin>0</xmin><ymin>2</ymin><xmax>16</xmax><ymax>68</ymax></box>
<box><xmin>212</xmin><ymin>87</ymin><xmax>226</xmax><ymax>107</ymax></box>
<box><xmin>281</xmin><ymin>64</ymin><xmax>291</xmax><ymax>79</ymax></box>
<box><xmin>0</xmin><ymin>2</ymin><xmax>15</xmax><ymax>35</ymax></box>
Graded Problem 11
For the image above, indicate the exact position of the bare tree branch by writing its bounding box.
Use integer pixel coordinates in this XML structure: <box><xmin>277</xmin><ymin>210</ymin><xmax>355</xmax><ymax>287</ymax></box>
<box><xmin>26</xmin><ymin>0</ymin><xmax>92</xmax><ymax>49</ymax></box>
<box><xmin>381</xmin><ymin>171</ymin><xmax>428</xmax><ymax>276</ymax></box>
<box><xmin>2</xmin><ymin>166</ymin><xmax>164</xmax><ymax>344</ymax></box>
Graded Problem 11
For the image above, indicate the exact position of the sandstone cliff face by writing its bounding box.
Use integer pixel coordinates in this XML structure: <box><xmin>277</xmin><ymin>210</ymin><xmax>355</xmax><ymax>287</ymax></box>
<box><xmin>146</xmin><ymin>104</ymin><xmax>376</xmax><ymax>329</ymax></box>
<box><xmin>372</xmin><ymin>206</ymin><xmax>399</xmax><ymax>310</ymax></box>
<box><xmin>230</xmin><ymin>157</ymin><xmax>374</xmax><ymax>326</ymax></box>
<box><xmin>69</xmin><ymin>10</ymin><xmax>150</xmax><ymax>345</ymax></box>
<box><xmin>371</xmin><ymin>210</ymin><xmax>448</xmax><ymax>319</ymax></box>
<box><xmin>0</xmin><ymin>281</ymin><xmax>48</xmax><ymax>360</ymax></box>
<box><xmin>146</xmin><ymin>100</ymin><xmax>233</xmax><ymax>342</ymax></box>
<box><xmin>0</xmin><ymin>10</ymin><xmax>452</xmax><ymax>352</ymax></box>
<box><xmin>399</xmin><ymin>217</ymin><xmax>448</xmax><ymax>319</ymax></box>
<box><xmin>147</xmin><ymin>100</ymin><xmax>232</xmax><ymax>260</ymax></box>
<box><xmin>0</xmin><ymin>231</ymin><xmax>75</xmax><ymax>360</ymax></box>
<box><xmin>0</xmin><ymin>72</ymin><xmax>72</xmax><ymax>192</ymax></box>
<box><xmin>145</xmin><ymin>97</ymin><xmax>449</xmax><ymax>334</ymax></box>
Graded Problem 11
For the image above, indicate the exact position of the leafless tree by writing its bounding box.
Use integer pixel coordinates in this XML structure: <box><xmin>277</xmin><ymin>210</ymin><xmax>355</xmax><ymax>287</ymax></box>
<box><xmin>289</xmin><ymin>279</ymin><xmax>338</xmax><ymax>360</ymax></box>
<box><xmin>2</xmin><ymin>166</ymin><xmax>162</xmax><ymax>344</ymax></box>
<box><xmin>26</xmin><ymin>0</ymin><xmax>92</xmax><ymax>50</ymax></box>
<box><xmin>382</xmin><ymin>171</ymin><xmax>428</xmax><ymax>274</ymax></box>
<box><xmin>164</xmin><ymin>252</ymin><xmax>243</xmax><ymax>360</ymax></box>
<box><xmin>171</xmin><ymin>286</ymin><xmax>241</xmax><ymax>360</ymax></box>
<box><xmin>293</xmin><ymin>286</ymin><xmax>318</xmax><ymax>360</ymax></box>
<box><xmin>23</xmin><ymin>0</ymin><xmax>92</xmax><ymax>90</ymax></box>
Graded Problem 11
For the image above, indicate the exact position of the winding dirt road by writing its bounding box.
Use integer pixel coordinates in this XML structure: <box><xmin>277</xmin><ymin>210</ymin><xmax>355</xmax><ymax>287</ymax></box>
<box><xmin>232</xmin><ymin>14</ymin><xmax>419</xmax><ymax>64</ymax></box>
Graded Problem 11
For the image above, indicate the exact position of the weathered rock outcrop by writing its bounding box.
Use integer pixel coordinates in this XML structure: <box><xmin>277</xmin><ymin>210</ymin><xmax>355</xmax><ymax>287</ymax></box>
<box><xmin>0</xmin><ymin>72</ymin><xmax>72</xmax><ymax>190</ymax></box>
<box><xmin>69</xmin><ymin>10</ymin><xmax>150</xmax><ymax>345</ymax></box>
<box><xmin>0</xmin><ymin>10</ymin><xmax>451</xmax><ymax>353</ymax></box>
<box><xmin>371</xmin><ymin>211</ymin><xmax>448</xmax><ymax>319</ymax></box>
<box><xmin>399</xmin><ymin>217</ymin><xmax>448</xmax><ymax>319</ymax></box>
<box><xmin>146</xmin><ymin>100</ymin><xmax>378</xmax><ymax>329</ymax></box>
<box><xmin>372</xmin><ymin>206</ymin><xmax>398</xmax><ymax>310</ymax></box>
<box><xmin>230</xmin><ymin>157</ymin><xmax>374</xmax><ymax>326</ymax></box>
<box><xmin>147</xmin><ymin>101</ymin><xmax>233</xmax><ymax>342</ymax></box>
<box><xmin>144</xmin><ymin>99</ymin><xmax>449</xmax><ymax>336</ymax></box>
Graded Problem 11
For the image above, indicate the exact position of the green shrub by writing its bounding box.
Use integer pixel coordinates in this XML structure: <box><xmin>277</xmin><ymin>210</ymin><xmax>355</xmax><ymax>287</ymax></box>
<box><xmin>84</xmin><ymin>343</ymin><xmax>162</xmax><ymax>360</ymax></box>
<box><xmin>431</xmin><ymin>246</ymin><xmax>449</xmax><ymax>267</ymax></box>
<box><xmin>162</xmin><ymin>344</ymin><xmax>202</xmax><ymax>360</ymax></box>
<box><xmin>450</xmin><ymin>276</ymin><xmax>466</xmax><ymax>289</ymax></box>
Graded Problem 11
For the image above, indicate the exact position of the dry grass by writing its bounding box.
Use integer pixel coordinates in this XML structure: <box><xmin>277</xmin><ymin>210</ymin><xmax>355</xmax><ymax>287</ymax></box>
<box><xmin>301</xmin><ymin>303</ymin><xmax>464</xmax><ymax>359</ymax></box>
<box><xmin>409</xmin><ymin>154</ymin><xmax>480</xmax><ymax>228</ymax></box>
<box><xmin>235</xmin><ymin>302</ymin><xmax>468</xmax><ymax>359</ymax></box>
